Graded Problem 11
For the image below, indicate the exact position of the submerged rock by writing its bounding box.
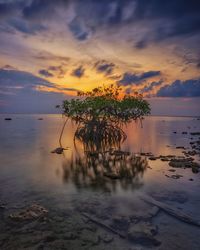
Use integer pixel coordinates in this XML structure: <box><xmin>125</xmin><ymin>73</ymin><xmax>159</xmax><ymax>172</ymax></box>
<box><xmin>183</xmin><ymin>150</ymin><xmax>197</xmax><ymax>156</ymax></box>
<box><xmin>127</xmin><ymin>222</ymin><xmax>160</xmax><ymax>246</ymax></box>
<box><xmin>168</xmin><ymin>158</ymin><xmax>199</xmax><ymax>170</ymax></box>
<box><xmin>111</xmin><ymin>215</ymin><xmax>130</xmax><ymax>231</ymax></box>
<box><xmin>111</xmin><ymin>150</ymin><xmax>130</xmax><ymax>156</ymax></box>
<box><xmin>100</xmin><ymin>233</ymin><xmax>113</xmax><ymax>243</ymax></box>
<box><xmin>160</xmin><ymin>157</ymin><xmax>170</xmax><ymax>161</ymax></box>
<box><xmin>148</xmin><ymin>156</ymin><xmax>157</xmax><ymax>161</ymax></box>
<box><xmin>192</xmin><ymin>166</ymin><xmax>199</xmax><ymax>173</ymax></box>
<box><xmin>9</xmin><ymin>204</ymin><xmax>48</xmax><ymax>221</ymax></box>
<box><xmin>4</xmin><ymin>118</ymin><xmax>12</xmax><ymax>121</ymax></box>
<box><xmin>0</xmin><ymin>202</ymin><xmax>6</xmax><ymax>209</ymax></box>
<box><xmin>140</xmin><ymin>152</ymin><xmax>153</xmax><ymax>157</ymax></box>
<box><xmin>129</xmin><ymin>206</ymin><xmax>160</xmax><ymax>222</ymax></box>
<box><xmin>165</xmin><ymin>174</ymin><xmax>183</xmax><ymax>179</ymax></box>
<box><xmin>80</xmin><ymin>230</ymin><xmax>100</xmax><ymax>246</ymax></box>
<box><xmin>190</xmin><ymin>132</ymin><xmax>200</xmax><ymax>136</ymax></box>
<box><xmin>176</xmin><ymin>146</ymin><xmax>185</xmax><ymax>149</ymax></box>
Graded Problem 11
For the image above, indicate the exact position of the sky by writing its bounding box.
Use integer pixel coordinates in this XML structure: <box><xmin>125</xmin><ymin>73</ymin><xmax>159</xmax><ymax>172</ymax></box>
<box><xmin>0</xmin><ymin>0</ymin><xmax>200</xmax><ymax>115</ymax></box>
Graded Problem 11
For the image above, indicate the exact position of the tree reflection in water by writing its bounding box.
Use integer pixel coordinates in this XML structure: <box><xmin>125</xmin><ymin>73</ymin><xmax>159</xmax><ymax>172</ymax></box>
<box><xmin>62</xmin><ymin>139</ymin><xmax>148</xmax><ymax>192</ymax></box>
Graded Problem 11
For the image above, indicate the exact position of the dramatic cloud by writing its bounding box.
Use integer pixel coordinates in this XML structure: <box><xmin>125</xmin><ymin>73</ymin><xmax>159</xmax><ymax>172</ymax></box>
<box><xmin>39</xmin><ymin>69</ymin><xmax>53</xmax><ymax>78</ymax></box>
<box><xmin>118</xmin><ymin>71</ymin><xmax>161</xmax><ymax>86</ymax></box>
<box><xmin>69</xmin><ymin>18</ymin><xmax>90</xmax><ymax>41</ymax></box>
<box><xmin>1</xmin><ymin>0</ymin><xmax>199</xmax><ymax>43</ymax></box>
<box><xmin>48</xmin><ymin>65</ymin><xmax>66</xmax><ymax>78</ymax></box>
<box><xmin>38</xmin><ymin>65</ymin><xmax>67</xmax><ymax>79</ymax></box>
<box><xmin>157</xmin><ymin>79</ymin><xmax>200</xmax><ymax>97</ymax></box>
<box><xmin>0</xmin><ymin>0</ymin><xmax>200</xmax><ymax>115</ymax></box>
<box><xmin>71</xmin><ymin>66</ymin><xmax>85</xmax><ymax>78</ymax></box>
<box><xmin>140</xmin><ymin>80</ymin><xmax>163</xmax><ymax>93</ymax></box>
<box><xmin>0</xmin><ymin>68</ymin><xmax>52</xmax><ymax>89</ymax></box>
<box><xmin>0</xmin><ymin>2</ymin><xmax>20</xmax><ymax>21</ymax></box>
<box><xmin>22</xmin><ymin>0</ymin><xmax>69</xmax><ymax>20</ymax></box>
<box><xmin>95</xmin><ymin>60</ymin><xmax>115</xmax><ymax>76</ymax></box>
<box><xmin>8</xmin><ymin>18</ymin><xmax>47</xmax><ymax>35</ymax></box>
<box><xmin>0</xmin><ymin>68</ymin><xmax>74</xmax><ymax>113</ymax></box>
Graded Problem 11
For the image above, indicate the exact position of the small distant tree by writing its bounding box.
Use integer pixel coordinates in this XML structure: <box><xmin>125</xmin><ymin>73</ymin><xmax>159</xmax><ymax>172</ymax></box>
<box><xmin>62</xmin><ymin>84</ymin><xmax>150</xmax><ymax>150</ymax></box>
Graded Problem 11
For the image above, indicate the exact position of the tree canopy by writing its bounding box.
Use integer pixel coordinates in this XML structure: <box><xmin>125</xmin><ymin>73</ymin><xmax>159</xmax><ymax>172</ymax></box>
<box><xmin>63</xmin><ymin>84</ymin><xmax>150</xmax><ymax>125</ymax></box>
<box><xmin>62</xmin><ymin>85</ymin><xmax>150</xmax><ymax>151</ymax></box>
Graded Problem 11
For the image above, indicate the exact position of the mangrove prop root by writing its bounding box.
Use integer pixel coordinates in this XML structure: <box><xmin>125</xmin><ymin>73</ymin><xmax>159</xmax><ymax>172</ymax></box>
<box><xmin>81</xmin><ymin>212</ymin><xmax>126</xmax><ymax>239</ymax></box>
<box><xmin>59</xmin><ymin>117</ymin><xmax>68</xmax><ymax>146</ymax></box>
<box><xmin>140</xmin><ymin>194</ymin><xmax>200</xmax><ymax>227</ymax></box>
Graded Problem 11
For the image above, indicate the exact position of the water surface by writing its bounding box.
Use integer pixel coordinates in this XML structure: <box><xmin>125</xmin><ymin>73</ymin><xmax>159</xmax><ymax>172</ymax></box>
<box><xmin>0</xmin><ymin>115</ymin><xmax>200</xmax><ymax>250</ymax></box>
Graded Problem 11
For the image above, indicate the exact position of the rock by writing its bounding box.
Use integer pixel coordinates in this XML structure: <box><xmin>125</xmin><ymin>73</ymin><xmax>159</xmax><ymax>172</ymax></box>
<box><xmin>168</xmin><ymin>158</ymin><xmax>199</xmax><ymax>169</ymax></box>
<box><xmin>38</xmin><ymin>118</ymin><xmax>43</xmax><ymax>120</ymax></box>
<box><xmin>140</xmin><ymin>152</ymin><xmax>153</xmax><ymax>157</ymax></box>
<box><xmin>127</xmin><ymin>222</ymin><xmax>160</xmax><ymax>246</ymax></box>
<box><xmin>182</xmin><ymin>132</ymin><xmax>187</xmax><ymax>134</ymax></box>
<box><xmin>160</xmin><ymin>158</ymin><xmax>170</xmax><ymax>161</ymax></box>
<box><xmin>173</xmin><ymin>131</ymin><xmax>177</xmax><ymax>134</ymax></box>
<box><xmin>159</xmin><ymin>155</ymin><xmax>175</xmax><ymax>159</ymax></box>
<box><xmin>4</xmin><ymin>118</ymin><xmax>12</xmax><ymax>121</ymax></box>
<box><xmin>0</xmin><ymin>204</ymin><xmax>5</xmax><ymax>209</ymax></box>
<box><xmin>190</xmin><ymin>132</ymin><xmax>200</xmax><ymax>136</ymax></box>
<box><xmin>111</xmin><ymin>150</ymin><xmax>130</xmax><ymax>156</ymax></box>
<box><xmin>183</xmin><ymin>150</ymin><xmax>197</xmax><ymax>156</ymax></box>
<box><xmin>130</xmin><ymin>206</ymin><xmax>159</xmax><ymax>222</ymax></box>
<box><xmin>99</xmin><ymin>233</ymin><xmax>113</xmax><ymax>243</ymax></box>
<box><xmin>80</xmin><ymin>230</ymin><xmax>100</xmax><ymax>246</ymax></box>
<box><xmin>64</xmin><ymin>232</ymin><xmax>77</xmax><ymax>240</ymax></box>
<box><xmin>111</xmin><ymin>215</ymin><xmax>130</xmax><ymax>230</ymax></box>
<box><xmin>176</xmin><ymin>146</ymin><xmax>185</xmax><ymax>149</ymax></box>
<box><xmin>9</xmin><ymin>204</ymin><xmax>48</xmax><ymax>221</ymax></box>
<box><xmin>189</xmin><ymin>178</ymin><xmax>194</xmax><ymax>181</ymax></box>
<box><xmin>168</xmin><ymin>169</ymin><xmax>176</xmax><ymax>172</ymax></box>
<box><xmin>148</xmin><ymin>157</ymin><xmax>157</xmax><ymax>161</ymax></box>
<box><xmin>165</xmin><ymin>174</ymin><xmax>183</xmax><ymax>179</ymax></box>
<box><xmin>51</xmin><ymin>147</ymin><xmax>67</xmax><ymax>154</ymax></box>
<box><xmin>192</xmin><ymin>166</ymin><xmax>199</xmax><ymax>173</ymax></box>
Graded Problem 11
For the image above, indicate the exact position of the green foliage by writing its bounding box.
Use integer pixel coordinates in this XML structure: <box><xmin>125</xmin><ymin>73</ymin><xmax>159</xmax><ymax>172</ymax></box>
<box><xmin>62</xmin><ymin>84</ymin><xmax>150</xmax><ymax>150</ymax></box>
<box><xmin>63</xmin><ymin>84</ymin><xmax>150</xmax><ymax>125</ymax></box>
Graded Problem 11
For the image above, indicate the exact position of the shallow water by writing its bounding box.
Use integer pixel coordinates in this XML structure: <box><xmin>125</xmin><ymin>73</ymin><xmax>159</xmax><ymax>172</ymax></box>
<box><xmin>0</xmin><ymin>115</ymin><xmax>200</xmax><ymax>250</ymax></box>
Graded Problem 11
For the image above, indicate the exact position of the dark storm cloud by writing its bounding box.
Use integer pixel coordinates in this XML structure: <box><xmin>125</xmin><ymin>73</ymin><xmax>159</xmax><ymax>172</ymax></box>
<box><xmin>0</xmin><ymin>68</ymin><xmax>53</xmax><ymax>89</ymax></box>
<box><xmin>22</xmin><ymin>0</ymin><xmax>69</xmax><ymax>20</ymax></box>
<box><xmin>68</xmin><ymin>18</ymin><xmax>90</xmax><ymax>41</ymax></box>
<box><xmin>71</xmin><ymin>66</ymin><xmax>85</xmax><ymax>78</ymax></box>
<box><xmin>0</xmin><ymin>67</ymin><xmax>76</xmax><ymax>113</ymax></box>
<box><xmin>157</xmin><ymin>79</ymin><xmax>200</xmax><ymax>97</ymax></box>
<box><xmin>8</xmin><ymin>18</ymin><xmax>46</xmax><ymax>34</ymax></box>
<box><xmin>118</xmin><ymin>71</ymin><xmax>161</xmax><ymax>86</ymax></box>
<box><xmin>140</xmin><ymin>80</ymin><xmax>163</xmax><ymax>93</ymax></box>
<box><xmin>0</xmin><ymin>67</ymin><xmax>75</xmax><ymax>93</ymax></box>
<box><xmin>38</xmin><ymin>65</ymin><xmax>67</xmax><ymax>79</ymax></box>
<box><xmin>39</xmin><ymin>69</ymin><xmax>53</xmax><ymax>78</ymax></box>
<box><xmin>95</xmin><ymin>60</ymin><xmax>115</xmax><ymax>76</ymax></box>
<box><xmin>48</xmin><ymin>65</ymin><xmax>66</xmax><ymax>78</ymax></box>
<box><xmin>0</xmin><ymin>0</ymin><xmax>200</xmax><ymax>45</ymax></box>
<box><xmin>0</xmin><ymin>1</ymin><xmax>21</xmax><ymax>20</ymax></box>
